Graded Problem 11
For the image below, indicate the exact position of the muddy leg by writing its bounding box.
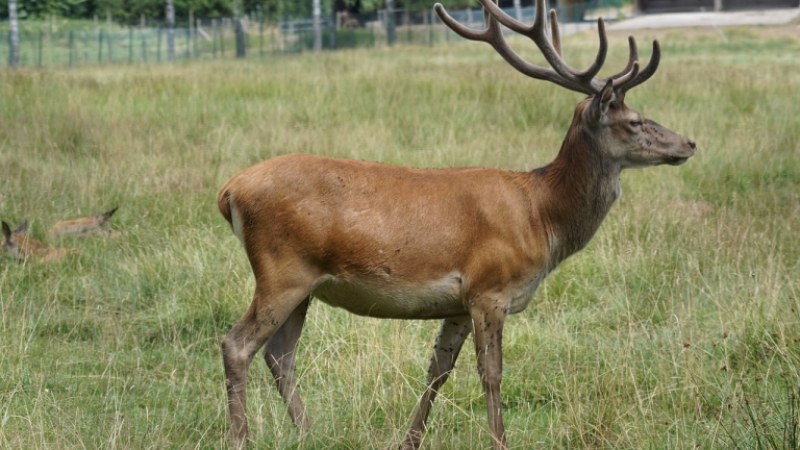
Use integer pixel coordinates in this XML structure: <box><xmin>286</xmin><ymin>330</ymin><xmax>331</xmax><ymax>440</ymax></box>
<box><xmin>470</xmin><ymin>304</ymin><xmax>508</xmax><ymax>450</ymax></box>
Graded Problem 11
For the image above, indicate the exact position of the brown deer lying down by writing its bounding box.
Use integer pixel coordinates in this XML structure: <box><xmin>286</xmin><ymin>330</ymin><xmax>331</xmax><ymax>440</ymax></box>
<box><xmin>216</xmin><ymin>1</ymin><xmax>697</xmax><ymax>448</ymax></box>
<box><xmin>2</xmin><ymin>220</ymin><xmax>73</xmax><ymax>263</ymax></box>
<box><xmin>48</xmin><ymin>207</ymin><xmax>119</xmax><ymax>238</ymax></box>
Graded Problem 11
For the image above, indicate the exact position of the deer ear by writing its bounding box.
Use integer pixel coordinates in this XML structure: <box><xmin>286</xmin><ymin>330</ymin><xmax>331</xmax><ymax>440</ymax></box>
<box><xmin>2</xmin><ymin>221</ymin><xmax>11</xmax><ymax>240</ymax></box>
<box><xmin>16</xmin><ymin>220</ymin><xmax>29</xmax><ymax>234</ymax></box>
<box><xmin>588</xmin><ymin>80</ymin><xmax>617</xmax><ymax>125</ymax></box>
<box><xmin>101</xmin><ymin>207</ymin><xmax>118</xmax><ymax>222</ymax></box>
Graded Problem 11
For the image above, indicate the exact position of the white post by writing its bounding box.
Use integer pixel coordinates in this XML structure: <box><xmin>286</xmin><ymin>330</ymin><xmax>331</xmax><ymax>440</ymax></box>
<box><xmin>313</xmin><ymin>0</ymin><xmax>322</xmax><ymax>52</ymax></box>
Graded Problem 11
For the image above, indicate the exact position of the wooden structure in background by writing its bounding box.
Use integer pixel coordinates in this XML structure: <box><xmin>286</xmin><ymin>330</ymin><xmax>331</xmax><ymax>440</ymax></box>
<box><xmin>636</xmin><ymin>0</ymin><xmax>799</xmax><ymax>12</ymax></box>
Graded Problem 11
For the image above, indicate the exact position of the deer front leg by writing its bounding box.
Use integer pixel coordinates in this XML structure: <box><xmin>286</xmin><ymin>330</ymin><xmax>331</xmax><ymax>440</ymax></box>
<box><xmin>470</xmin><ymin>300</ymin><xmax>508</xmax><ymax>450</ymax></box>
<box><xmin>400</xmin><ymin>316</ymin><xmax>472</xmax><ymax>449</ymax></box>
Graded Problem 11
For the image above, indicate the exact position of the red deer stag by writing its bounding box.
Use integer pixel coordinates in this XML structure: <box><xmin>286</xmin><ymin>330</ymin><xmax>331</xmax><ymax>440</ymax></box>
<box><xmin>217</xmin><ymin>0</ymin><xmax>696</xmax><ymax>448</ymax></box>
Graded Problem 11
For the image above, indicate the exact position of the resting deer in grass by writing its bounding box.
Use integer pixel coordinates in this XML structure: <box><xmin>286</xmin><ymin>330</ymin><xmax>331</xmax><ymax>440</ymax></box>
<box><xmin>217</xmin><ymin>0</ymin><xmax>696</xmax><ymax>448</ymax></box>
<box><xmin>2</xmin><ymin>220</ymin><xmax>73</xmax><ymax>262</ymax></box>
<box><xmin>48</xmin><ymin>207</ymin><xmax>119</xmax><ymax>239</ymax></box>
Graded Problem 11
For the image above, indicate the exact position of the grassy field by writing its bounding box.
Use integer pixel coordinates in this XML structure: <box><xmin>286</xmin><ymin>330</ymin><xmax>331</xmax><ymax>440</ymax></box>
<box><xmin>0</xmin><ymin>23</ymin><xmax>798</xmax><ymax>449</ymax></box>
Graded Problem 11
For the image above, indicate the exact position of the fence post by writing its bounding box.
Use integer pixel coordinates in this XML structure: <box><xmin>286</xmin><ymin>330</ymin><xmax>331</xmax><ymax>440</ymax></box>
<box><xmin>271</xmin><ymin>15</ymin><xmax>277</xmax><ymax>54</ymax></box>
<box><xmin>235</xmin><ymin>19</ymin><xmax>246</xmax><ymax>58</ymax></box>
<box><xmin>311</xmin><ymin>0</ymin><xmax>322</xmax><ymax>52</ymax></box>
<box><xmin>312</xmin><ymin>0</ymin><xmax>322</xmax><ymax>52</ymax></box>
<box><xmin>287</xmin><ymin>20</ymin><xmax>294</xmax><ymax>53</ymax></box>
<box><xmin>166</xmin><ymin>0</ymin><xmax>175</xmax><ymax>61</ymax></box>
<box><xmin>107</xmin><ymin>29</ymin><xmax>113</xmax><ymax>62</ymax></box>
<box><xmin>185</xmin><ymin>28</ymin><xmax>191</xmax><ymax>59</ymax></box>
<box><xmin>189</xmin><ymin>9</ymin><xmax>195</xmax><ymax>58</ymax></box>
<box><xmin>68</xmin><ymin>31</ymin><xmax>74</xmax><ymax>66</ymax></box>
<box><xmin>212</xmin><ymin>20</ymin><xmax>218</xmax><ymax>58</ymax></box>
<box><xmin>8</xmin><ymin>0</ymin><xmax>20</xmax><ymax>67</ymax></box>
<box><xmin>427</xmin><ymin>9</ymin><xmax>433</xmax><ymax>46</ymax></box>
<box><xmin>98</xmin><ymin>29</ymin><xmax>103</xmax><ymax>63</ymax></box>
<box><xmin>328</xmin><ymin>8</ymin><xmax>336</xmax><ymax>50</ymax></box>
<box><xmin>141</xmin><ymin>29</ymin><xmax>148</xmax><ymax>62</ymax></box>
<box><xmin>258</xmin><ymin>7</ymin><xmax>265</xmax><ymax>56</ymax></box>
<box><xmin>386</xmin><ymin>0</ymin><xmax>396</xmax><ymax>46</ymax></box>
<box><xmin>405</xmin><ymin>8</ymin><xmax>411</xmax><ymax>44</ymax></box>
<box><xmin>83</xmin><ymin>32</ymin><xmax>90</xmax><ymax>64</ymax></box>
<box><xmin>220</xmin><ymin>20</ymin><xmax>226</xmax><ymax>57</ymax></box>
<box><xmin>37</xmin><ymin>29</ymin><xmax>43</xmax><ymax>67</ymax></box>
<box><xmin>194</xmin><ymin>19</ymin><xmax>200</xmax><ymax>59</ymax></box>
<box><xmin>157</xmin><ymin>27</ymin><xmax>162</xmax><ymax>62</ymax></box>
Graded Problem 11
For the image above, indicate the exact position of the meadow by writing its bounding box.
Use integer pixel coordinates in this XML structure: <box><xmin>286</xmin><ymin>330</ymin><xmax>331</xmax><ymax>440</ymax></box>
<box><xmin>0</xmin><ymin>22</ymin><xmax>798</xmax><ymax>449</ymax></box>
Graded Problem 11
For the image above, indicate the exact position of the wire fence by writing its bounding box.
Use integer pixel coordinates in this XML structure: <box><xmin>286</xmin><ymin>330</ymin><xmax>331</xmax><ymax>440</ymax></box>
<box><xmin>1</xmin><ymin>1</ymin><xmax>625</xmax><ymax>68</ymax></box>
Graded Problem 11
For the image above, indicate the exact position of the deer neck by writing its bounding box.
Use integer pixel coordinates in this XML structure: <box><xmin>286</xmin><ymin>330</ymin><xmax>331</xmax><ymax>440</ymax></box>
<box><xmin>535</xmin><ymin>122</ymin><xmax>622</xmax><ymax>266</ymax></box>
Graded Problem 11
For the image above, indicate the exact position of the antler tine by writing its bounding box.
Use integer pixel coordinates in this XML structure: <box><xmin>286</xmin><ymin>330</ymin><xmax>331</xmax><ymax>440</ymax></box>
<box><xmin>610</xmin><ymin>61</ymin><xmax>640</xmax><ymax>88</ymax></box>
<box><xmin>580</xmin><ymin>18</ymin><xmax>608</xmax><ymax>83</ymax></box>
<box><xmin>615</xmin><ymin>40</ymin><xmax>661</xmax><ymax>93</ymax></box>
<box><xmin>607</xmin><ymin>36</ymin><xmax>639</xmax><ymax>82</ymax></box>
<box><xmin>549</xmin><ymin>10</ymin><xmax>561</xmax><ymax>56</ymax></box>
<box><xmin>433</xmin><ymin>3</ymin><xmax>496</xmax><ymax>42</ymax></box>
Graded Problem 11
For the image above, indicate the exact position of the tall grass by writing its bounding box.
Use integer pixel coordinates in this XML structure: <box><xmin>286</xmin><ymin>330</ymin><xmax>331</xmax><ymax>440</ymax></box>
<box><xmin>0</xmin><ymin>25</ymin><xmax>798</xmax><ymax>449</ymax></box>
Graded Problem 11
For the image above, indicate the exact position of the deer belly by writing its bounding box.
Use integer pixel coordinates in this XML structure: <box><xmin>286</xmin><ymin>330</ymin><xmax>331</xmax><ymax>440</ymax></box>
<box><xmin>312</xmin><ymin>273</ymin><xmax>467</xmax><ymax>319</ymax></box>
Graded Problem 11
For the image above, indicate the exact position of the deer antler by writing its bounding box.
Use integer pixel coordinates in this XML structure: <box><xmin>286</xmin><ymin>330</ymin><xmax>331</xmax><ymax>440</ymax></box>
<box><xmin>434</xmin><ymin>0</ymin><xmax>660</xmax><ymax>96</ymax></box>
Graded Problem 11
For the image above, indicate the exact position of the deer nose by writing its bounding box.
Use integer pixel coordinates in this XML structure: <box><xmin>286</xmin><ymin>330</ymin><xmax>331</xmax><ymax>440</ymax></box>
<box><xmin>688</xmin><ymin>140</ymin><xmax>697</xmax><ymax>150</ymax></box>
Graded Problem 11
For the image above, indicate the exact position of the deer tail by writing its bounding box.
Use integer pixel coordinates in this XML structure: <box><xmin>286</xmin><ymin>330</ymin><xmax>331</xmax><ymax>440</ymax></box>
<box><xmin>217</xmin><ymin>187</ymin><xmax>233</xmax><ymax>226</ymax></box>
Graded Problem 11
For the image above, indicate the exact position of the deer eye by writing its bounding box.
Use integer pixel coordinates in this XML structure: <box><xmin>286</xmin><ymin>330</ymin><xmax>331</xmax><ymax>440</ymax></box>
<box><xmin>629</xmin><ymin>120</ymin><xmax>643</xmax><ymax>128</ymax></box>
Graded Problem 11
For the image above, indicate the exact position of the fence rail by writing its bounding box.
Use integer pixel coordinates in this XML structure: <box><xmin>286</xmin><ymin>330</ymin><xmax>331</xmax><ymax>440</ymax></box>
<box><xmin>2</xmin><ymin>2</ymin><xmax>624</xmax><ymax>68</ymax></box>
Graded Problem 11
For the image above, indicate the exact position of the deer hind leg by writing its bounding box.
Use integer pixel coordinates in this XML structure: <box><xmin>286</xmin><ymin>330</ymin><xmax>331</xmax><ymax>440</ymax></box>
<box><xmin>400</xmin><ymin>315</ymin><xmax>472</xmax><ymax>450</ymax></box>
<box><xmin>264</xmin><ymin>296</ymin><xmax>311</xmax><ymax>431</ymax></box>
<box><xmin>470</xmin><ymin>301</ymin><xmax>508</xmax><ymax>450</ymax></box>
<box><xmin>222</xmin><ymin>279</ymin><xmax>312</xmax><ymax>448</ymax></box>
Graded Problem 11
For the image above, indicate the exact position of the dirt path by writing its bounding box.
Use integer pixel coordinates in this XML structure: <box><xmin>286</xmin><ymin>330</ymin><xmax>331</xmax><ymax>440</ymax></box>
<box><xmin>607</xmin><ymin>8</ymin><xmax>800</xmax><ymax>31</ymax></box>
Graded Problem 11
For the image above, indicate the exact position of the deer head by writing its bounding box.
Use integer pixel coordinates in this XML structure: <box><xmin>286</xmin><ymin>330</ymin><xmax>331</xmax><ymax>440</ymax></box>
<box><xmin>3</xmin><ymin>220</ymin><xmax>72</xmax><ymax>262</ymax></box>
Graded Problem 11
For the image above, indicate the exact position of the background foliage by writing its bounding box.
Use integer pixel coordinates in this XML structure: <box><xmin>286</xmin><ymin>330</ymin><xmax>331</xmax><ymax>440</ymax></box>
<box><xmin>0</xmin><ymin>0</ymin><xmax>483</xmax><ymax>23</ymax></box>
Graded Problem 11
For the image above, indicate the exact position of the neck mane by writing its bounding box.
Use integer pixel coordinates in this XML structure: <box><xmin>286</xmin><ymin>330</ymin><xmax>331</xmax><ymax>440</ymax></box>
<box><xmin>534</xmin><ymin>101</ymin><xmax>622</xmax><ymax>265</ymax></box>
